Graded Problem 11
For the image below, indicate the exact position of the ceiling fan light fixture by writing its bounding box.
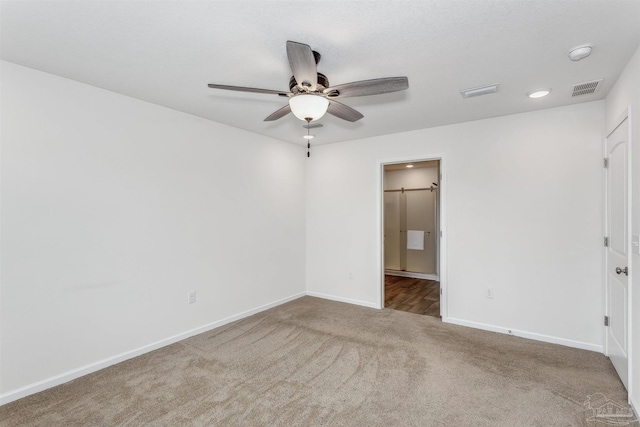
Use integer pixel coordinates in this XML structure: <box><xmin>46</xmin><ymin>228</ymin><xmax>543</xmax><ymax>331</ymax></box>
<box><xmin>289</xmin><ymin>94</ymin><xmax>329</xmax><ymax>122</ymax></box>
<box><xmin>209</xmin><ymin>42</ymin><xmax>407</xmax><ymax>124</ymax></box>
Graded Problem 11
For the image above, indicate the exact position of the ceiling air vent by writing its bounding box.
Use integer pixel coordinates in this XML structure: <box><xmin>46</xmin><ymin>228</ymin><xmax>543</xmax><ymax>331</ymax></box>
<box><xmin>460</xmin><ymin>83</ymin><xmax>500</xmax><ymax>98</ymax></box>
<box><xmin>571</xmin><ymin>79</ymin><xmax>603</xmax><ymax>97</ymax></box>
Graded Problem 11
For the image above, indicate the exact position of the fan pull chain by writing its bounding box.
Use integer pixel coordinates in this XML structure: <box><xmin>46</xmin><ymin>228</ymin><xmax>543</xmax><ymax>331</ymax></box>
<box><xmin>306</xmin><ymin>119</ymin><xmax>311</xmax><ymax>158</ymax></box>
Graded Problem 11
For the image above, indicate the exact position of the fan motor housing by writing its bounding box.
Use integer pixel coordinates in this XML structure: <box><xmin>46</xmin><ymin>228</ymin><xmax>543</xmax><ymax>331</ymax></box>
<box><xmin>289</xmin><ymin>73</ymin><xmax>330</xmax><ymax>92</ymax></box>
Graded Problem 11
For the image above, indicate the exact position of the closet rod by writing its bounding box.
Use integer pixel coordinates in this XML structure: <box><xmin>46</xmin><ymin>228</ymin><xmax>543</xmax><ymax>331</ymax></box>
<box><xmin>384</xmin><ymin>186</ymin><xmax>438</xmax><ymax>193</ymax></box>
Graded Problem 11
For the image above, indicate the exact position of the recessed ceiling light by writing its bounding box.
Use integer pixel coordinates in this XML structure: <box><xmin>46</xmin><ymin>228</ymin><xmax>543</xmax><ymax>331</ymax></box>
<box><xmin>303</xmin><ymin>135</ymin><xmax>314</xmax><ymax>139</ymax></box>
<box><xmin>568</xmin><ymin>44</ymin><xmax>593</xmax><ymax>62</ymax></box>
<box><xmin>406</xmin><ymin>164</ymin><xmax>414</xmax><ymax>168</ymax></box>
<box><xmin>528</xmin><ymin>89</ymin><xmax>551</xmax><ymax>99</ymax></box>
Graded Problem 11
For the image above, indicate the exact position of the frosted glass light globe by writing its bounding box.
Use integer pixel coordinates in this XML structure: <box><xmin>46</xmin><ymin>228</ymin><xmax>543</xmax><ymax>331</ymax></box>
<box><xmin>289</xmin><ymin>94</ymin><xmax>329</xmax><ymax>122</ymax></box>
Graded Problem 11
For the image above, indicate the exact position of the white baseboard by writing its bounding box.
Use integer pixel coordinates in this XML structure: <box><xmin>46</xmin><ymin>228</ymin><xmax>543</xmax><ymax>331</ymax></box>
<box><xmin>385</xmin><ymin>270</ymin><xmax>439</xmax><ymax>281</ymax></box>
<box><xmin>0</xmin><ymin>292</ymin><xmax>306</xmax><ymax>406</ymax></box>
<box><xmin>443</xmin><ymin>316</ymin><xmax>603</xmax><ymax>353</ymax></box>
<box><xmin>306</xmin><ymin>291</ymin><xmax>378</xmax><ymax>309</ymax></box>
<box><xmin>0</xmin><ymin>293</ymin><xmax>607</xmax><ymax>406</ymax></box>
<box><xmin>631</xmin><ymin>393</ymin><xmax>639</xmax><ymax>419</ymax></box>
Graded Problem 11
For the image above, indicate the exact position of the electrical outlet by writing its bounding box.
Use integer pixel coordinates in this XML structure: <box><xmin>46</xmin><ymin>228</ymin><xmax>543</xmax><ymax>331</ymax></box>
<box><xmin>486</xmin><ymin>288</ymin><xmax>494</xmax><ymax>299</ymax></box>
<box><xmin>348</xmin><ymin>271</ymin><xmax>354</xmax><ymax>280</ymax></box>
<box><xmin>188</xmin><ymin>290</ymin><xmax>196</xmax><ymax>304</ymax></box>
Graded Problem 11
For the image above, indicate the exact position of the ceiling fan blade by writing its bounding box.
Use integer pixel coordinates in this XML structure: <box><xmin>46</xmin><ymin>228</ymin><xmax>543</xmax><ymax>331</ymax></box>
<box><xmin>324</xmin><ymin>77</ymin><xmax>408</xmax><ymax>98</ymax></box>
<box><xmin>327</xmin><ymin>100</ymin><xmax>364</xmax><ymax>122</ymax></box>
<box><xmin>208</xmin><ymin>84</ymin><xmax>291</xmax><ymax>97</ymax></box>
<box><xmin>264</xmin><ymin>104</ymin><xmax>292</xmax><ymax>121</ymax></box>
<box><xmin>286</xmin><ymin>41</ymin><xmax>318</xmax><ymax>91</ymax></box>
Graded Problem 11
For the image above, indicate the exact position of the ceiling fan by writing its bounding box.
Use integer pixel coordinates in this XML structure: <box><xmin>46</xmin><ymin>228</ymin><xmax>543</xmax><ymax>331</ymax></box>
<box><xmin>208</xmin><ymin>41</ymin><xmax>409</xmax><ymax>123</ymax></box>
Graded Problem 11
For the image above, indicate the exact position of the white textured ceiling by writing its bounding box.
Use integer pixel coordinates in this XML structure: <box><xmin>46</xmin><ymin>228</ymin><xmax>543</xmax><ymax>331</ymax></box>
<box><xmin>2</xmin><ymin>1</ymin><xmax>640</xmax><ymax>146</ymax></box>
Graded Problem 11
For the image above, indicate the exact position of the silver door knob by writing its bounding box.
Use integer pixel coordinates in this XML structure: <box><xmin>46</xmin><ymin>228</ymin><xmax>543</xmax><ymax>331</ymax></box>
<box><xmin>615</xmin><ymin>266</ymin><xmax>628</xmax><ymax>275</ymax></box>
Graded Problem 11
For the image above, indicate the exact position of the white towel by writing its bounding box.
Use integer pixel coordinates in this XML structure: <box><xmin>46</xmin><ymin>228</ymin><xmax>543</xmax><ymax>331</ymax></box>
<box><xmin>407</xmin><ymin>230</ymin><xmax>424</xmax><ymax>250</ymax></box>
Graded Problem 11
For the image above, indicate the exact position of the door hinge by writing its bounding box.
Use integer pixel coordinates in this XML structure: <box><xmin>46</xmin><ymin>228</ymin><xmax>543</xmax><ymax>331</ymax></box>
<box><xmin>604</xmin><ymin>158</ymin><xmax>609</xmax><ymax>168</ymax></box>
<box><xmin>604</xmin><ymin>316</ymin><xmax>609</xmax><ymax>327</ymax></box>
<box><xmin>604</xmin><ymin>236</ymin><xmax>609</xmax><ymax>247</ymax></box>
<box><xmin>440</xmin><ymin>288</ymin><xmax>443</xmax><ymax>295</ymax></box>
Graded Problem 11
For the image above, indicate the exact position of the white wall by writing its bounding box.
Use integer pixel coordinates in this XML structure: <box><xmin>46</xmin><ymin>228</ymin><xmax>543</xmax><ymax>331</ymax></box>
<box><xmin>605</xmin><ymin>45</ymin><xmax>640</xmax><ymax>412</ymax></box>
<box><xmin>307</xmin><ymin>101</ymin><xmax>605</xmax><ymax>350</ymax></box>
<box><xmin>0</xmin><ymin>61</ymin><xmax>306</xmax><ymax>401</ymax></box>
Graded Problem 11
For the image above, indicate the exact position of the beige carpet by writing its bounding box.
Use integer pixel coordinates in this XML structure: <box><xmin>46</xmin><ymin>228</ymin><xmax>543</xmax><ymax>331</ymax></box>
<box><xmin>0</xmin><ymin>296</ymin><xmax>633</xmax><ymax>426</ymax></box>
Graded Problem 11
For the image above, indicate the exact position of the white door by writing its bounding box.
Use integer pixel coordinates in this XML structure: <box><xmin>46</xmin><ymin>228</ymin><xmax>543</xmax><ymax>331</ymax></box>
<box><xmin>606</xmin><ymin>114</ymin><xmax>630</xmax><ymax>389</ymax></box>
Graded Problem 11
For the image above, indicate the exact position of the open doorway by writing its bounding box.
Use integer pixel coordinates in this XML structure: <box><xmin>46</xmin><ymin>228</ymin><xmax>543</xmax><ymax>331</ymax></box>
<box><xmin>382</xmin><ymin>160</ymin><xmax>441</xmax><ymax>318</ymax></box>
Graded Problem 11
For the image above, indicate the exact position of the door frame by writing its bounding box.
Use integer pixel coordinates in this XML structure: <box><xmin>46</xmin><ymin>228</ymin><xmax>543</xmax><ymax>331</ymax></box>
<box><xmin>604</xmin><ymin>106</ymin><xmax>633</xmax><ymax>396</ymax></box>
<box><xmin>376</xmin><ymin>153</ymin><xmax>448</xmax><ymax>320</ymax></box>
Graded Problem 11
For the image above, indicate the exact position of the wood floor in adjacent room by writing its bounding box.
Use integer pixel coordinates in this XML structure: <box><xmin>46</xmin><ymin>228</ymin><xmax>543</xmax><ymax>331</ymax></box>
<box><xmin>384</xmin><ymin>274</ymin><xmax>440</xmax><ymax>317</ymax></box>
